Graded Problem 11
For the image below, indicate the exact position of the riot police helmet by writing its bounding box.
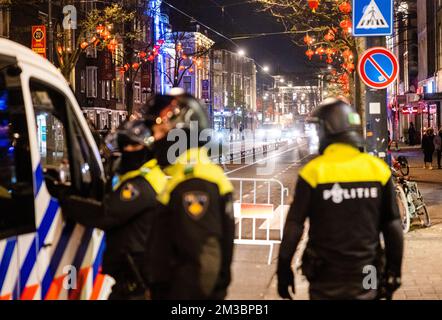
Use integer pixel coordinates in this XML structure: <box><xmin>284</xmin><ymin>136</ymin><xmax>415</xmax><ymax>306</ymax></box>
<box><xmin>307</xmin><ymin>97</ymin><xmax>364</xmax><ymax>153</ymax></box>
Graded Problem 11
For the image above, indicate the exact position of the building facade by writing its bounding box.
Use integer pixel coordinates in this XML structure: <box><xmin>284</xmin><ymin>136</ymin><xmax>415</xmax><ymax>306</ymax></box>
<box><xmin>211</xmin><ymin>49</ymin><xmax>257</xmax><ymax>130</ymax></box>
<box><xmin>269</xmin><ymin>75</ymin><xmax>320</xmax><ymax>127</ymax></box>
<box><xmin>173</xmin><ymin>30</ymin><xmax>214</xmax><ymax>101</ymax></box>
<box><xmin>389</xmin><ymin>0</ymin><xmax>441</xmax><ymax>143</ymax></box>
<box><xmin>1</xmin><ymin>0</ymin><xmax>163</xmax><ymax>131</ymax></box>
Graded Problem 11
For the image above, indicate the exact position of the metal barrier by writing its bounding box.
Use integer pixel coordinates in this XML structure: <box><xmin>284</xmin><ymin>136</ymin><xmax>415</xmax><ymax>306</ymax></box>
<box><xmin>229</xmin><ymin>177</ymin><xmax>289</xmax><ymax>264</ymax></box>
<box><xmin>212</xmin><ymin>140</ymin><xmax>288</xmax><ymax>164</ymax></box>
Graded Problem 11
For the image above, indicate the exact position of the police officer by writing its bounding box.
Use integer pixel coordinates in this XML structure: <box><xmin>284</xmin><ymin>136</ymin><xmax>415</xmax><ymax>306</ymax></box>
<box><xmin>61</xmin><ymin>120</ymin><xmax>167</xmax><ymax>300</ymax></box>
<box><xmin>277</xmin><ymin>98</ymin><xmax>404</xmax><ymax>300</ymax></box>
<box><xmin>143</xmin><ymin>92</ymin><xmax>235</xmax><ymax>300</ymax></box>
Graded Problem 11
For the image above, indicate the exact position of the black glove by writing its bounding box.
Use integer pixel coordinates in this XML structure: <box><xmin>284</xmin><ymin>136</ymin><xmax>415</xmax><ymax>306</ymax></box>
<box><xmin>378</xmin><ymin>271</ymin><xmax>401</xmax><ymax>299</ymax></box>
<box><xmin>277</xmin><ymin>265</ymin><xmax>295</xmax><ymax>300</ymax></box>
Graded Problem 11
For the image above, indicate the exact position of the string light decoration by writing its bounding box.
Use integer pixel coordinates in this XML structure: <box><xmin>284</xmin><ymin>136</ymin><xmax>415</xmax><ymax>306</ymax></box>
<box><xmin>305</xmin><ymin>48</ymin><xmax>315</xmax><ymax>60</ymax></box>
<box><xmin>338</xmin><ymin>1</ymin><xmax>352</xmax><ymax>14</ymax></box>
<box><xmin>304</xmin><ymin>34</ymin><xmax>314</xmax><ymax>45</ymax></box>
<box><xmin>308</xmin><ymin>0</ymin><xmax>320</xmax><ymax>13</ymax></box>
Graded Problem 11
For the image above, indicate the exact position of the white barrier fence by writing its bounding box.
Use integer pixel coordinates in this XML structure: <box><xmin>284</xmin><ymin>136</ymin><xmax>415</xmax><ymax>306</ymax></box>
<box><xmin>228</xmin><ymin>178</ymin><xmax>290</xmax><ymax>264</ymax></box>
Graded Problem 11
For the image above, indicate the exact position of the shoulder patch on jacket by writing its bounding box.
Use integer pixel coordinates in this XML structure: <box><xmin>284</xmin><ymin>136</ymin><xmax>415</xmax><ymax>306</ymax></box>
<box><xmin>183</xmin><ymin>191</ymin><xmax>209</xmax><ymax>219</ymax></box>
<box><xmin>120</xmin><ymin>183</ymin><xmax>140</xmax><ymax>201</ymax></box>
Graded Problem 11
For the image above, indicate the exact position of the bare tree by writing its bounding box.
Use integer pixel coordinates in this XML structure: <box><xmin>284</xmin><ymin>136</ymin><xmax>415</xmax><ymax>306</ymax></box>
<box><xmin>54</xmin><ymin>3</ymin><xmax>138</xmax><ymax>81</ymax></box>
<box><xmin>253</xmin><ymin>0</ymin><xmax>365</xmax><ymax>115</ymax></box>
<box><xmin>159</xmin><ymin>31</ymin><xmax>213</xmax><ymax>88</ymax></box>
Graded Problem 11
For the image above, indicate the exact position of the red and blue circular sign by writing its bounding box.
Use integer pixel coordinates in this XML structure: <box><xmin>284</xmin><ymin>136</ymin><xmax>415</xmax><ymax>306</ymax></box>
<box><xmin>358</xmin><ymin>47</ymin><xmax>399</xmax><ymax>89</ymax></box>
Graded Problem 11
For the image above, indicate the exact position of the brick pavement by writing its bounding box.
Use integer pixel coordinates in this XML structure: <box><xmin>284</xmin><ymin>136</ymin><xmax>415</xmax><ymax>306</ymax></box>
<box><xmin>227</xmin><ymin>147</ymin><xmax>442</xmax><ymax>300</ymax></box>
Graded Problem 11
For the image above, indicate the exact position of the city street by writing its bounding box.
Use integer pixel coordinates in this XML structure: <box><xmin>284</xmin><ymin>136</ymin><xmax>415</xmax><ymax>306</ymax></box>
<box><xmin>225</xmin><ymin>145</ymin><xmax>442</xmax><ymax>300</ymax></box>
<box><xmin>1</xmin><ymin>0</ymin><xmax>442</xmax><ymax>304</ymax></box>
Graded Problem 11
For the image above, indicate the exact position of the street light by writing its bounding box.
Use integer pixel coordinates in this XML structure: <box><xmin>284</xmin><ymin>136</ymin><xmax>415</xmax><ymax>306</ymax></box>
<box><xmin>263</xmin><ymin>65</ymin><xmax>270</xmax><ymax>73</ymax></box>
<box><xmin>279</xmin><ymin>78</ymin><xmax>285</xmax><ymax>83</ymax></box>
<box><xmin>238</xmin><ymin>49</ymin><xmax>246</xmax><ymax>56</ymax></box>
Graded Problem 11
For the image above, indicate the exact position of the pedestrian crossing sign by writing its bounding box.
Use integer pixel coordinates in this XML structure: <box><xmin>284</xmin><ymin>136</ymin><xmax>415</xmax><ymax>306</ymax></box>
<box><xmin>353</xmin><ymin>0</ymin><xmax>393</xmax><ymax>36</ymax></box>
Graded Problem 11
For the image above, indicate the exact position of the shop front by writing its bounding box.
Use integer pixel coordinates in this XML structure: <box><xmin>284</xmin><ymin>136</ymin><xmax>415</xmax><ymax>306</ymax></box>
<box><xmin>390</xmin><ymin>92</ymin><xmax>441</xmax><ymax>145</ymax></box>
<box><xmin>422</xmin><ymin>92</ymin><xmax>442</xmax><ymax>131</ymax></box>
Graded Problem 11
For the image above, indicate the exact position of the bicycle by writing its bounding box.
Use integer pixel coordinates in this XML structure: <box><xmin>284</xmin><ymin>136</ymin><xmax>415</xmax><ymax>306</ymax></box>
<box><xmin>394</xmin><ymin>176</ymin><xmax>431</xmax><ymax>233</ymax></box>
<box><xmin>391</xmin><ymin>154</ymin><xmax>410</xmax><ymax>177</ymax></box>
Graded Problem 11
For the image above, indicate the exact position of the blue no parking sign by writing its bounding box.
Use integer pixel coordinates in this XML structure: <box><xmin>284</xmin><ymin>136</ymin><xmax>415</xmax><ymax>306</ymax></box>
<box><xmin>353</xmin><ymin>0</ymin><xmax>393</xmax><ymax>36</ymax></box>
<box><xmin>358</xmin><ymin>47</ymin><xmax>399</xmax><ymax>89</ymax></box>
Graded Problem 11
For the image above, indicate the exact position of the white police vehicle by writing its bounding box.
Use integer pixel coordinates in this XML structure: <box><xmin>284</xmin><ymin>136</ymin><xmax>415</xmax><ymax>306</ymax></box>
<box><xmin>0</xmin><ymin>38</ymin><xmax>113</xmax><ymax>300</ymax></box>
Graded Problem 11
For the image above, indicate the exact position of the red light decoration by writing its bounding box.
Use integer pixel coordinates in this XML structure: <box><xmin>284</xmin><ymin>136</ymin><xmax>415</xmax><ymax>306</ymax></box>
<box><xmin>342</xmin><ymin>48</ymin><xmax>353</xmax><ymax>60</ymax></box>
<box><xmin>315</xmin><ymin>46</ymin><xmax>325</xmax><ymax>59</ymax></box>
<box><xmin>96</xmin><ymin>25</ymin><xmax>105</xmax><ymax>34</ymax></box>
<box><xmin>80</xmin><ymin>41</ymin><xmax>89</xmax><ymax>50</ymax></box>
<box><xmin>139</xmin><ymin>51</ymin><xmax>147</xmax><ymax>58</ymax></box>
<box><xmin>147</xmin><ymin>55</ymin><xmax>155</xmax><ymax>62</ymax></box>
<box><xmin>132</xmin><ymin>62</ymin><xmax>140</xmax><ymax>70</ymax></box>
<box><xmin>101</xmin><ymin>29</ymin><xmax>110</xmax><ymax>39</ymax></box>
<box><xmin>340</xmin><ymin>18</ymin><xmax>352</xmax><ymax>30</ymax></box>
<box><xmin>325</xmin><ymin>47</ymin><xmax>334</xmax><ymax>56</ymax></box>
<box><xmin>157</xmin><ymin>39</ymin><xmax>165</xmax><ymax>45</ymax></box>
<box><xmin>308</xmin><ymin>0</ymin><xmax>319</xmax><ymax>13</ymax></box>
<box><xmin>324</xmin><ymin>30</ymin><xmax>335</xmax><ymax>42</ymax></box>
<box><xmin>338</xmin><ymin>2</ymin><xmax>352</xmax><ymax>14</ymax></box>
<box><xmin>304</xmin><ymin>34</ymin><xmax>314</xmax><ymax>45</ymax></box>
<box><xmin>305</xmin><ymin>49</ymin><xmax>314</xmax><ymax>60</ymax></box>
<box><xmin>342</xmin><ymin>62</ymin><xmax>355</xmax><ymax>73</ymax></box>
<box><xmin>124</xmin><ymin>63</ymin><xmax>130</xmax><ymax>71</ymax></box>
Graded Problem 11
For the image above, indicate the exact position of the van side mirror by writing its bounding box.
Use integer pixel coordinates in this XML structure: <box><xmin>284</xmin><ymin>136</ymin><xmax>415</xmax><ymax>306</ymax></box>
<box><xmin>43</xmin><ymin>166</ymin><xmax>71</xmax><ymax>199</ymax></box>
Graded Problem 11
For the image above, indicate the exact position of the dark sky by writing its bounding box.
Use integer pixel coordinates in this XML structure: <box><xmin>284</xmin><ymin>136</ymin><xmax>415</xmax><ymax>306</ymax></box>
<box><xmin>162</xmin><ymin>0</ymin><xmax>316</xmax><ymax>75</ymax></box>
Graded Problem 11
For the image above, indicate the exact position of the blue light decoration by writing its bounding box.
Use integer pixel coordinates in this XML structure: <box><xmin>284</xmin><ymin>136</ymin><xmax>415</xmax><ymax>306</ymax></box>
<box><xmin>0</xmin><ymin>90</ymin><xmax>8</xmax><ymax>111</ymax></box>
<box><xmin>148</xmin><ymin>0</ymin><xmax>169</xmax><ymax>94</ymax></box>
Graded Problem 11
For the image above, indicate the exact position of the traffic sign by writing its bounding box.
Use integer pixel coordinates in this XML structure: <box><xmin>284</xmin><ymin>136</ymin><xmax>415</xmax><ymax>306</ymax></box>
<box><xmin>31</xmin><ymin>25</ymin><xmax>46</xmax><ymax>58</ymax></box>
<box><xmin>352</xmin><ymin>0</ymin><xmax>393</xmax><ymax>36</ymax></box>
<box><xmin>358</xmin><ymin>47</ymin><xmax>399</xmax><ymax>89</ymax></box>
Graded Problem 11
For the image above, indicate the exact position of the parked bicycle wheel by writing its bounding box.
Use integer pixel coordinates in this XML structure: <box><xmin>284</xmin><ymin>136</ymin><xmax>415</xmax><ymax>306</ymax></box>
<box><xmin>397</xmin><ymin>156</ymin><xmax>410</xmax><ymax>176</ymax></box>
<box><xmin>395</xmin><ymin>184</ymin><xmax>410</xmax><ymax>233</ymax></box>
<box><xmin>416</xmin><ymin>189</ymin><xmax>431</xmax><ymax>227</ymax></box>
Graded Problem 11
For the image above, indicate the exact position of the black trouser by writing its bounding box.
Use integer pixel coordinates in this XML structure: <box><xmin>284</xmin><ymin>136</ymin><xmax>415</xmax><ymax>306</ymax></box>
<box><xmin>437</xmin><ymin>150</ymin><xmax>442</xmax><ymax>168</ymax></box>
<box><xmin>106</xmin><ymin>254</ymin><xmax>147</xmax><ymax>300</ymax></box>
<box><xmin>108</xmin><ymin>273</ymin><xmax>146</xmax><ymax>300</ymax></box>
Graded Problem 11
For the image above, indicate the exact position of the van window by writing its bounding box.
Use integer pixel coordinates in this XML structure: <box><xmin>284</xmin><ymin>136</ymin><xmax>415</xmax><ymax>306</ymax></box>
<box><xmin>30</xmin><ymin>80</ymin><xmax>104</xmax><ymax>199</ymax></box>
<box><xmin>0</xmin><ymin>58</ymin><xmax>35</xmax><ymax>240</ymax></box>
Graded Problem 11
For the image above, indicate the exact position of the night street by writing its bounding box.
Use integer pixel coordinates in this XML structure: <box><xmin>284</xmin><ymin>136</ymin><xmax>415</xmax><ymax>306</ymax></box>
<box><xmin>1</xmin><ymin>0</ymin><xmax>442</xmax><ymax>308</ymax></box>
<box><xmin>224</xmin><ymin>144</ymin><xmax>442</xmax><ymax>300</ymax></box>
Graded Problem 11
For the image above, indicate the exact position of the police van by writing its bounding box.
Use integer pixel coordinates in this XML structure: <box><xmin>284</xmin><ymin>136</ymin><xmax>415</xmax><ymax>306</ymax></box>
<box><xmin>0</xmin><ymin>38</ymin><xmax>113</xmax><ymax>300</ymax></box>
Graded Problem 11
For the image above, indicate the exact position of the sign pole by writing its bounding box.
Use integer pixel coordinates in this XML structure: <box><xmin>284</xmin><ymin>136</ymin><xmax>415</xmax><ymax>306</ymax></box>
<box><xmin>364</xmin><ymin>36</ymin><xmax>388</xmax><ymax>161</ymax></box>
<box><xmin>353</xmin><ymin>0</ymin><xmax>394</xmax><ymax>162</ymax></box>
